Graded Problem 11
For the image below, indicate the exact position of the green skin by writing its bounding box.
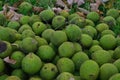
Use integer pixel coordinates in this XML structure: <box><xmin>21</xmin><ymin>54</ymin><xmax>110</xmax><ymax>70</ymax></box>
<box><xmin>22</xmin><ymin>53</ymin><xmax>42</xmax><ymax>75</ymax></box>
<box><xmin>106</xmin><ymin>9</ymin><xmax>119</xmax><ymax>19</ymax></box>
<box><xmin>7</xmin><ymin>21</ymin><xmax>20</xmax><ymax>30</ymax></box>
<box><xmin>59</xmin><ymin>10</ymin><xmax>69</xmax><ymax>18</ymax></box>
<box><xmin>40</xmin><ymin>63</ymin><xmax>58</xmax><ymax>80</ymax></box>
<box><xmin>41</xmin><ymin>29</ymin><xmax>55</xmax><ymax>42</ymax></box>
<box><xmin>103</xmin><ymin>16</ymin><xmax>116</xmax><ymax>27</ymax></box>
<box><xmin>21</xmin><ymin>37</ymin><xmax>38</xmax><ymax>53</ymax></box>
<box><xmin>72</xmin><ymin>51</ymin><xmax>89</xmax><ymax>70</ymax></box>
<box><xmin>11</xmin><ymin>69</ymin><xmax>26</xmax><ymax>80</ymax></box>
<box><xmin>85</xmin><ymin>19</ymin><xmax>95</xmax><ymax>27</ymax></box>
<box><xmin>73</xmin><ymin>42</ymin><xmax>82</xmax><ymax>53</ymax></box>
<box><xmin>100</xmin><ymin>34</ymin><xmax>116</xmax><ymax>50</ymax></box>
<box><xmin>80</xmin><ymin>60</ymin><xmax>99</xmax><ymax>80</ymax></box>
<box><xmin>57</xmin><ymin>58</ymin><xmax>75</xmax><ymax>73</ymax></box>
<box><xmin>18</xmin><ymin>24</ymin><xmax>32</xmax><ymax>34</ymax></box>
<box><xmin>113</xmin><ymin>46</ymin><xmax>120</xmax><ymax>59</ymax></box>
<box><xmin>69</xmin><ymin>17</ymin><xmax>85</xmax><ymax>28</ymax></box>
<box><xmin>114</xmin><ymin>59</ymin><xmax>120</xmax><ymax>72</ymax></box>
<box><xmin>0</xmin><ymin>58</ymin><xmax>5</xmax><ymax>73</ymax></box>
<box><xmin>96</xmin><ymin>23</ymin><xmax>109</xmax><ymax>33</ymax></box>
<box><xmin>37</xmin><ymin>45</ymin><xmax>55</xmax><ymax>62</ymax></box>
<box><xmin>82</xmin><ymin>25</ymin><xmax>97</xmax><ymax>38</ymax></box>
<box><xmin>32</xmin><ymin>22</ymin><xmax>47</xmax><ymax>35</ymax></box>
<box><xmin>109</xmin><ymin>73</ymin><xmax>120</xmax><ymax>80</ymax></box>
<box><xmin>52</xmin><ymin>15</ymin><xmax>66</xmax><ymax>29</ymax></box>
<box><xmin>89</xmin><ymin>45</ymin><xmax>103</xmax><ymax>54</ymax></box>
<box><xmin>50</xmin><ymin>31</ymin><xmax>68</xmax><ymax>46</ymax></box>
<box><xmin>100</xmin><ymin>63</ymin><xmax>119</xmax><ymax>80</ymax></box>
<box><xmin>58</xmin><ymin>42</ymin><xmax>75</xmax><ymax>58</ymax></box>
<box><xmin>5</xmin><ymin>76</ymin><xmax>21</xmax><ymax>80</ymax></box>
<box><xmin>91</xmin><ymin>50</ymin><xmax>112</xmax><ymax>66</ymax></box>
<box><xmin>35</xmin><ymin>36</ymin><xmax>48</xmax><ymax>47</ymax></box>
<box><xmin>19</xmin><ymin>2</ymin><xmax>32</xmax><ymax>15</ymax></box>
<box><xmin>92</xmin><ymin>40</ymin><xmax>100</xmax><ymax>45</ymax></box>
<box><xmin>29</xmin><ymin>77</ymin><xmax>42</xmax><ymax>80</ymax></box>
<box><xmin>86</xmin><ymin>12</ymin><xmax>100</xmax><ymax>22</ymax></box>
<box><xmin>0</xmin><ymin>41</ymin><xmax>12</xmax><ymax>58</ymax></box>
<box><xmin>56</xmin><ymin>72</ymin><xmax>75</xmax><ymax>80</ymax></box>
<box><xmin>40</xmin><ymin>9</ymin><xmax>55</xmax><ymax>22</ymax></box>
<box><xmin>21</xmin><ymin>30</ymin><xmax>35</xmax><ymax>39</ymax></box>
<box><xmin>29</xmin><ymin>15</ymin><xmax>41</xmax><ymax>26</ymax></box>
<box><xmin>80</xmin><ymin>34</ymin><xmax>93</xmax><ymax>48</ymax></box>
<box><xmin>20</xmin><ymin>16</ymin><xmax>30</xmax><ymax>25</ymax></box>
<box><xmin>0</xmin><ymin>28</ymin><xmax>16</xmax><ymax>43</ymax></box>
<box><xmin>10</xmin><ymin>51</ymin><xmax>25</xmax><ymax>69</ymax></box>
<box><xmin>65</xmin><ymin>24</ymin><xmax>82</xmax><ymax>42</ymax></box>
<box><xmin>68</xmin><ymin>13</ymin><xmax>79</xmax><ymax>21</ymax></box>
<box><xmin>101</xmin><ymin>30</ymin><xmax>116</xmax><ymax>37</ymax></box>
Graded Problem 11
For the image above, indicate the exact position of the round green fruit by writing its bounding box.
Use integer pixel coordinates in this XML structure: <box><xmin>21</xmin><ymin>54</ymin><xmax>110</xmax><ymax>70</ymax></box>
<box><xmin>50</xmin><ymin>31</ymin><xmax>67</xmax><ymax>46</ymax></box>
<box><xmin>113</xmin><ymin>46</ymin><xmax>120</xmax><ymax>59</ymax></box>
<box><xmin>20</xmin><ymin>16</ymin><xmax>30</xmax><ymax>25</ymax></box>
<box><xmin>19</xmin><ymin>2</ymin><xmax>32</xmax><ymax>15</ymax></box>
<box><xmin>85</xmin><ymin>19</ymin><xmax>95</xmax><ymax>27</ymax></box>
<box><xmin>65</xmin><ymin>24</ymin><xmax>82</xmax><ymax>42</ymax></box>
<box><xmin>39</xmin><ymin>9</ymin><xmax>55</xmax><ymax>22</ymax></box>
<box><xmin>10</xmin><ymin>51</ymin><xmax>25</xmax><ymax>68</ymax></box>
<box><xmin>68</xmin><ymin>13</ymin><xmax>79</xmax><ymax>21</ymax></box>
<box><xmin>58</xmin><ymin>42</ymin><xmax>75</xmax><ymax>58</ymax></box>
<box><xmin>109</xmin><ymin>73</ymin><xmax>120</xmax><ymax>80</ymax></box>
<box><xmin>35</xmin><ymin>36</ymin><xmax>48</xmax><ymax>46</ymax></box>
<box><xmin>59</xmin><ymin>10</ymin><xmax>69</xmax><ymax>18</ymax></box>
<box><xmin>69</xmin><ymin>17</ymin><xmax>85</xmax><ymax>28</ymax></box>
<box><xmin>18</xmin><ymin>24</ymin><xmax>32</xmax><ymax>33</ymax></box>
<box><xmin>103</xmin><ymin>16</ymin><xmax>116</xmax><ymax>27</ymax></box>
<box><xmin>96</xmin><ymin>23</ymin><xmax>109</xmax><ymax>33</ymax></box>
<box><xmin>100</xmin><ymin>34</ymin><xmax>116</xmax><ymax>50</ymax></box>
<box><xmin>11</xmin><ymin>69</ymin><xmax>26</xmax><ymax>80</ymax></box>
<box><xmin>7</xmin><ymin>21</ymin><xmax>20</xmax><ymax>30</ymax></box>
<box><xmin>0</xmin><ymin>41</ymin><xmax>12</xmax><ymax>58</ymax></box>
<box><xmin>101</xmin><ymin>30</ymin><xmax>116</xmax><ymax>37</ymax></box>
<box><xmin>99</xmin><ymin>63</ymin><xmax>118</xmax><ymax>80</ymax></box>
<box><xmin>41</xmin><ymin>29</ymin><xmax>55</xmax><ymax>42</ymax></box>
<box><xmin>21</xmin><ymin>30</ymin><xmax>35</xmax><ymax>39</ymax></box>
<box><xmin>57</xmin><ymin>58</ymin><xmax>75</xmax><ymax>73</ymax></box>
<box><xmin>32</xmin><ymin>22</ymin><xmax>47</xmax><ymax>35</ymax></box>
<box><xmin>52</xmin><ymin>15</ymin><xmax>66</xmax><ymax>29</ymax></box>
<box><xmin>56</xmin><ymin>72</ymin><xmax>75</xmax><ymax>80</ymax></box>
<box><xmin>40</xmin><ymin>63</ymin><xmax>58</xmax><ymax>80</ymax></box>
<box><xmin>80</xmin><ymin>60</ymin><xmax>99</xmax><ymax>80</ymax></box>
<box><xmin>37</xmin><ymin>45</ymin><xmax>55</xmax><ymax>62</ymax></box>
<box><xmin>73</xmin><ymin>42</ymin><xmax>82</xmax><ymax>53</ymax></box>
<box><xmin>114</xmin><ymin>59</ymin><xmax>120</xmax><ymax>72</ymax></box>
<box><xmin>106</xmin><ymin>9</ymin><xmax>119</xmax><ymax>19</ymax></box>
<box><xmin>72</xmin><ymin>51</ymin><xmax>89</xmax><ymax>70</ymax></box>
<box><xmin>5</xmin><ymin>76</ymin><xmax>21</xmax><ymax>80</ymax></box>
<box><xmin>82</xmin><ymin>25</ymin><xmax>97</xmax><ymax>38</ymax></box>
<box><xmin>22</xmin><ymin>53</ymin><xmax>42</xmax><ymax>75</ymax></box>
<box><xmin>21</xmin><ymin>37</ymin><xmax>38</xmax><ymax>53</ymax></box>
<box><xmin>89</xmin><ymin>45</ymin><xmax>103</xmax><ymax>54</ymax></box>
<box><xmin>29</xmin><ymin>15</ymin><xmax>41</xmax><ymax>26</ymax></box>
<box><xmin>87</xmin><ymin>12</ymin><xmax>100</xmax><ymax>22</ymax></box>
<box><xmin>80</xmin><ymin>34</ymin><xmax>93</xmax><ymax>47</ymax></box>
<box><xmin>91</xmin><ymin>50</ymin><xmax>112</xmax><ymax>66</ymax></box>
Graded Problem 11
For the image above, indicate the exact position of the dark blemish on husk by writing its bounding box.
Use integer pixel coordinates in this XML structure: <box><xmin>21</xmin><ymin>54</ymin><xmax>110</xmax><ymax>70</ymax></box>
<box><xmin>0</xmin><ymin>41</ymin><xmax>7</xmax><ymax>53</ymax></box>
